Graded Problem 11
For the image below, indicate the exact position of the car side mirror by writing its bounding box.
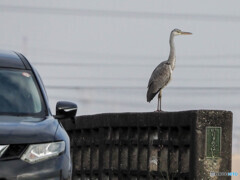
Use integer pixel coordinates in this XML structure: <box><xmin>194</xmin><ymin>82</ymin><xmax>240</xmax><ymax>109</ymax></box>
<box><xmin>56</xmin><ymin>101</ymin><xmax>77</xmax><ymax>119</ymax></box>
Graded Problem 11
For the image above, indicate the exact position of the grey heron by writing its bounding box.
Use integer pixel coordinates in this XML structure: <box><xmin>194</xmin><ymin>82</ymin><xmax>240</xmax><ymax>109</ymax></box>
<box><xmin>147</xmin><ymin>28</ymin><xmax>192</xmax><ymax>111</ymax></box>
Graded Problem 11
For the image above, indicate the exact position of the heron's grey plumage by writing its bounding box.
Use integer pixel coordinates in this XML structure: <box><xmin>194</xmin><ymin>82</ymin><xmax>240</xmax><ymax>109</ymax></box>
<box><xmin>147</xmin><ymin>61</ymin><xmax>171</xmax><ymax>102</ymax></box>
<box><xmin>146</xmin><ymin>28</ymin><xmax>192</xmax><ymax>111</ymax></box>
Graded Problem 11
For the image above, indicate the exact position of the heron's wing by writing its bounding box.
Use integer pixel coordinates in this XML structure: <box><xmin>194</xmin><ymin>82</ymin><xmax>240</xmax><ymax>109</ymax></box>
<box><xmin>146</xmin><ymin>62</ymin><xmax>171</xmax><ymax>102</ymax></box>
<box><xmin>147</xmin><ymin>61</ymin><xmax>171</xmax><ymax>93</ymax></box>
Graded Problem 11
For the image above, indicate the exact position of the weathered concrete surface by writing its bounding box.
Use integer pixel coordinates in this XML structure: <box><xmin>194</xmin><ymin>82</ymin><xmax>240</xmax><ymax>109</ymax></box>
<box><xmin>61</xmin><ymin>110</ymin><xmax>232</xmax><ymax>180</ymax></box>
<box><xmin>190</xmin><ymin>110</ymin><xmax>232</xmax><ymax>180</ymax></box>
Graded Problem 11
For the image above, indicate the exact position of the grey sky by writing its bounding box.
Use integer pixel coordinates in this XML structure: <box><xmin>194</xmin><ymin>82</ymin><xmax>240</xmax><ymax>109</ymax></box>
<box><xmin>0</xmin><ymin>1</ymin><xmax>239</xmax><ymax>153</ymax></box>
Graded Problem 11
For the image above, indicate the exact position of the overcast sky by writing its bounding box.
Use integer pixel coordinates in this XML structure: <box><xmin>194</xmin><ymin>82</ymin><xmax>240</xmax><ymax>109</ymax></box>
<box><xmin>0</xmin><ymin>0</ymin><xmax>240</xmax><ymax>153</ymax></box>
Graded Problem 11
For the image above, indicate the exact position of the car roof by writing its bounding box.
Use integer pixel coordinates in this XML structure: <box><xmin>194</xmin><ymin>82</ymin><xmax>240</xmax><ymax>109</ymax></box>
<box><xmin>0</xmin><ymin>49</ymin><xmax>31</xmax><ymax>70</ymax></box>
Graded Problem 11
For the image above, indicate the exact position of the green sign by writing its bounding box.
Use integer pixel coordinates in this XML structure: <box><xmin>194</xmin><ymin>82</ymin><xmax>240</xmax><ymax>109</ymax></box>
<box><xmin>206</xmin><ymin>127</ymin><xmax>221</xmax><ymax>158</ymax></box>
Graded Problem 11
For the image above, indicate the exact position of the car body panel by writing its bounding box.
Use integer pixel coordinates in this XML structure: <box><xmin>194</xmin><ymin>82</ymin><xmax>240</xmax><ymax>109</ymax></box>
<box><xmin>54</xmin><ymin>121</ymin><xmax>71</xmax><ymax>159</ymax></box>
<box><xmin>0</xmin><ymin>153</ymin><xmax>70</xmax><ymax>179</ymax></box>
<box><xmin>0</xmin><ymin>50</ymin><xmax>26</xmax><ymax>70</ymax></box>
<box><xmin>0</xmin><ymin>116</ymin><xmax>58</xmax><ymax>144</ymax></box>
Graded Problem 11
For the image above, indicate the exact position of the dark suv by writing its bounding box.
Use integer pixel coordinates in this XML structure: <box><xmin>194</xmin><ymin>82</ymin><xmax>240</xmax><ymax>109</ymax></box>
<box><xmin>0</xmin><ymin>50</ymin><xmax>77</xmax><ymax>180</ymax></box>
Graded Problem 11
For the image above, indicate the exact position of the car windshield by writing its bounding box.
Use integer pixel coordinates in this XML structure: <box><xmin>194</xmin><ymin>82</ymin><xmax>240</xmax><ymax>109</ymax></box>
<box><xmin>0</xmin><ymin>69</ymin><xmax>46</xmax><ymax>117</ymax></box>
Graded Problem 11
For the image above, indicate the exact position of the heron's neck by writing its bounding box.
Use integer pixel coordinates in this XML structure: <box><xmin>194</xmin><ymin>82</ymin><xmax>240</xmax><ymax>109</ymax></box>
<box><xmin>167</xmin><ymin>33</ymin><xmax>176</xmax><ymax>70</ymax></box>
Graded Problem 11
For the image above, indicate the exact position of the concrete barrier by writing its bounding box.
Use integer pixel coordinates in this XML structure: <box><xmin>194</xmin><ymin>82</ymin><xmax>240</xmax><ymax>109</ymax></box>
<box><xmin>61</xmin><ymin>110</ymin><xmax>232</xmax><ymax>180</ymax></box>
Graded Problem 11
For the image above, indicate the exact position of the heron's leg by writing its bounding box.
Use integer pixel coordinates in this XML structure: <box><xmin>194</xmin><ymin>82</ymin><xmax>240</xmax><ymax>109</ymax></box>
<box><xmin>157</xmin><ymin>90</ymin><xmax>162</xmax><ymax>111</ymax></box>
<box><xmin>159</xmin><ymin>90</ymin><xmax>162</xmax><ymax>111</ymax></box>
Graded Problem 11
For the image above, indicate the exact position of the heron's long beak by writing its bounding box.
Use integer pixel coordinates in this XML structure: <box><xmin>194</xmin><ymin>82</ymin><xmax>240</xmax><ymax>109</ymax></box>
<box><xmin>181</xmin><ymin>31</ymin><xmax>192</xmax><ymax>35</ymax></box>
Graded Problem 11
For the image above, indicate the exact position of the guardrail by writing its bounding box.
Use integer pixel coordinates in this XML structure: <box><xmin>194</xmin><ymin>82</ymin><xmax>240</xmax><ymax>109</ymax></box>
<box><xmin>61</xmin><ymin>110</ymin><xmax>232</xmax><ymax>180</ymax></box>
